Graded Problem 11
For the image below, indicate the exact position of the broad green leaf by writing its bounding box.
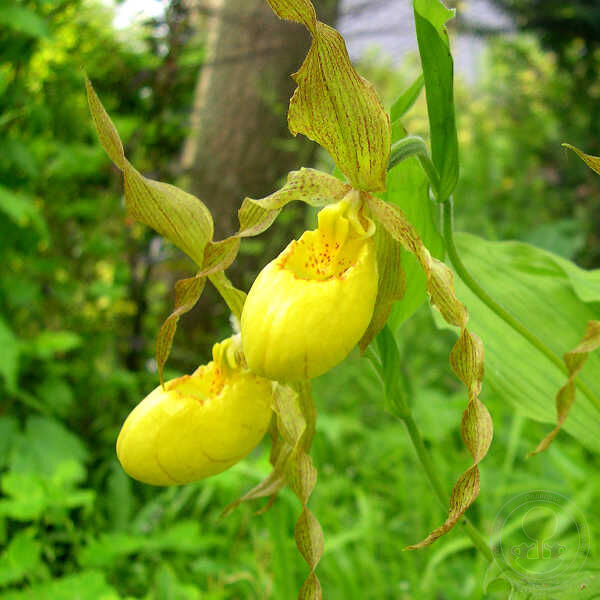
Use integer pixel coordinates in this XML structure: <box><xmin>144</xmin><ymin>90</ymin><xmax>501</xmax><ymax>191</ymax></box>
<box><xmin>0</xmin><ymin>185</ymin><xmax>45</xmax><ymax>233</ymax></box>
<box><xmin>390</xmin><ymin>73</ymin><xmax>424</xmax><ymax>123</ymax></box>
<box><xmin>414</xmin><ymin>0</ymin><xmax>459</xmax><ymax>202</ymax></box>
<box><xmin>484</xmin><ymin>562</ymin><xmax>600</xmax><ymax>600</ymax></box>
<box><xmin>0</xmin><ymin>571</ymin><xmax>119</xmax><ymax>600</ymax></box>
<box><xmin>34</xmin><ymin>377</ymin><xmax>74</xmax><ymax>417</ymax></box>
<box><xmin>267</xmin><ymin>0</ymin><xmax>391</xmax><ymax>192</ymax></box>
<box><xmin>78</xmin><ymin>521</ymin><xmax>209</xmax><ymax>568</ymax></box>
<box><xmin>0</xmin><ymin>3</ymin><xmax>49</xmax><ymax>38</ymax></box>
<box><xmin>0</xmin><ymin>530</ymin><xmax>41</xmax><ymax>587</ymax></box>
<box><xmin>367</xmin><ymin>195</ymin><xmax>491</xmax><ymax>548</ymax></box>
<box><xmin>529</xmin><ymin>320</ymin><xmax>600</xmax><ymax>456</ymax></box>
<box><xmin>383</xmin><ymin>157</ymin><xmax>444</xmax><ymax>327</ymax></box>
<box><xmin>22</xmin><ymin>330</ymin><xmax>82</xmax><ymax>360</ymax></box>
<box><xmin>9</xmin><ymin>416</ymin><xmax>89</xmax><ymax>477</ymax></box>
<box><xmin>439</xmin><ymin>233</ymin><xmax>600</xmax><ymax>453</ymax></box>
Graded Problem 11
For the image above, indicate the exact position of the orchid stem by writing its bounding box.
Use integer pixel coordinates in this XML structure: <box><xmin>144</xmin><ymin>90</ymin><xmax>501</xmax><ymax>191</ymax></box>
<box><xmin>441</xmin><ymin>199</ymin><xmax>600</xmax><ymax>414</ymax></box>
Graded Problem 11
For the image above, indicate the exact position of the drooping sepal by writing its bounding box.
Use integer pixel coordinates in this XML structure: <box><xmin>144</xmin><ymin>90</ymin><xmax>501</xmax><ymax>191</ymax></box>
<box><xmin>366</xmin><ymin>193</ymin><xmax>491</xmax><ymax>548</ymax></box>
<box><xmin>528</xmin><ymin>320</ymin><xmax>600</xmax><ymax>457</ymax></box>
<box><xmin>86</xmin><ymin>78</ymin><xmax>214</xmax><ymax>266</ymax></box>
<box><xmin>156</xmin><ymin>275</ymin><xmax>207</xmax><ymax>387</ymax></box>
<box><xmin>266</xmin><ymin>0</ymin><xmax>391</xmax><ymax>192</ymax></box>
<box><xmin>224</xmin><ymin>381</ymin><xmax>323</xmax><ymax>600</ymax></box>
<box><xmin>359</xmin><ymin>219</ymin><xmax>406</xmax><ymax>351</ymax></box>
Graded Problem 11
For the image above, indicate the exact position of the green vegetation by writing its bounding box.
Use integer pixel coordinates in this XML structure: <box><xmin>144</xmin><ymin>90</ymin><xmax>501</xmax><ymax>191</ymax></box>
<box><xmin>1</xmin><ymin>1</ymin><xmax>599</xmax><ymax>599</ymax></box>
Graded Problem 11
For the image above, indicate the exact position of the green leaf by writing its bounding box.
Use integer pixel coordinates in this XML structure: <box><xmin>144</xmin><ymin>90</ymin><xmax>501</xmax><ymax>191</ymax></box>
<box><xmin>0</xmin><ymin>417</ymin><xmax>18</xmax><ymax>469</ymax></box>
<box><xmin>383</xmin><ymin>157</ymin><xmax>444</xmax><ymax>327</ymax></box>
<box><xmin>22</xmin><ymin>331</ymin><xmax>82</xmax><ymax>360</ymax></box>
<box><xmin>34</xmin><ymin>377</ymin><xmax>74</xmax><ymax>417</ymax></box>
<box><xmin>0</xmin><ymin>185</ymin><xmax>44</xmax><ymax>233</ymax></box>
<box><xmin>9</xmin><ymin>416</ymin><xmax>89</xmax><ymax>477</ymax></box>
<box><xmin>0</xmin><ymin>319</ymin><xmax>19</xmax><ymax>393</ymax></box>
<box><xmin>414</xmin><ymin>0</ymin><xmax>459</xmax><ymax>202</ymax></box>
<box><xmin>104</xmin><ymin>461</ymin><xmax>133</xmax><ymax>532</ymax></box>
<box><xmin>0</xmin><ymin>4</ymin><xmax>49</xmax><ymax>38</ymax></box>
<box><xmin>390</xmin><ymin>73</ymin><xmax>424</xmax><ymax>123</ymax></box>
<box><xmin>78</xmin><ymin>521</ymin><xmax>209</xmax><ymax>568</ymax></box>
<box><xmin>0</xmin><ymin>530</ymin><xmax>41</xmax><ymax>588</ymax></box>
<box><xmin>0</xmin><ymin>571</ymin><xmax>119</xmax><ymax>600</ymax></box>
<box><xmin>387</xmin><ymin>135</ymin><xmax>440</xmax><ymax>195</ymax></box>
<box><xmin>439</xmin><ymin>233</ymin><xmax>600</xmax><ymax>453</ymax></box>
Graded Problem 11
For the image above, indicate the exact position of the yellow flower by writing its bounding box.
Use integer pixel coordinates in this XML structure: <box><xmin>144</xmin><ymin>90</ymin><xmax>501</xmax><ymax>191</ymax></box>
<box><xmin>241</xmin><ymin>192</ymin><xmax>378</xmax><ymax>381</ymax></box>
<box><xmin>116</xmin><ymin>336</ymin><xmax>273</xmax><ymax>485</ymax></box>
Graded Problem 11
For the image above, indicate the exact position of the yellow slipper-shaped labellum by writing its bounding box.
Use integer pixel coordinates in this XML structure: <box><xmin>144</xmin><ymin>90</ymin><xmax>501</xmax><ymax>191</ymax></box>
<box><xmin>116</xmin><ymin>336</ymin><xmax>273</xmax><ymax>486</ymax></box>
<box><xmin>241</xmin><ymin>192</ymin><xmax>378</xmax><ymax>381</ymax></box>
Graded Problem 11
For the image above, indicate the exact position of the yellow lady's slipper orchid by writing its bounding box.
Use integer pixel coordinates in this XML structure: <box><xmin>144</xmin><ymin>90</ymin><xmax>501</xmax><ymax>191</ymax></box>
<box><xmin>241</xmin><ymin>192</ymin><xmax>378</xmax><ymax>381</ymax></box>
<box><xmin>116</xmin><ymin>336</ymin><xmax>273</xmax><ymax>485</ymax></box>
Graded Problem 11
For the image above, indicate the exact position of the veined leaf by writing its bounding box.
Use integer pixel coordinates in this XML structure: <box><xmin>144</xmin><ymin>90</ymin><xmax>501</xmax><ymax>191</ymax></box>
<box><xmin>267</xmin><ymin>0</ymin><xmax>391</xmax><ymax>192</ymax></box>
<box><xmin>440</xmin><ymin>233</ymin><xmax>600</xmax><ymax>453</ymax></box>
<box><xmin>414</xmin><ymin>0</ymin><xmax>458</xmax><ymax>202</ymax></box>
<box><xmin>390</xmin><ymin>73</ymin><xmax>424</xmax><ymax>123</ymax></box>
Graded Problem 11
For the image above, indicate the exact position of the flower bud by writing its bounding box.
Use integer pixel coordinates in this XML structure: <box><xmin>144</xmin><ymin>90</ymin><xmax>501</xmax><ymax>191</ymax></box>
<box><xmin>116</xmin><ymin>336</ymin><xmax>273</xmax><ymax>486</ymax></box>
<box><xmin>241</xmin><ymin>192</ymin><xmax>378</xmax><ymax>381</ymax></box>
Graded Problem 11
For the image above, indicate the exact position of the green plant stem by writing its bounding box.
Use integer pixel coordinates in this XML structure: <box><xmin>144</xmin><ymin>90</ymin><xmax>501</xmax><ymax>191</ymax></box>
<box><xmin>390</xmin><ymin>404</ymin><xmax>493</xmax><ymax>561</ymax></box>
<box><xmin>442</xmin><ymin>199</ymin><xmax>600</xmax><ymax>414</ymax></box>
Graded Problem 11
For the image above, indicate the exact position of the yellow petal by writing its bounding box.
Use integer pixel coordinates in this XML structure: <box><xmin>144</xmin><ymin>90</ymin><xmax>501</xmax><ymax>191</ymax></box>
<box><xmin>241</xmin><ymin>196</ymin><xmax>378</xmax><ymax>381</ymax></box>
<box><xmin>266</xmin><ymin>0</ymin><xmax>390</xmax><ymax>192</ymax></box>
<box><xmin>116</xmin><ymin>339</ymin><xmax>273</xmax><ymax>486</ymax></box>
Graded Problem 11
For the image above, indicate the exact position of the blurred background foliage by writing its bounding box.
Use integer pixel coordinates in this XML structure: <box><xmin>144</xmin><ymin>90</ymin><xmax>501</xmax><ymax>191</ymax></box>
<box><xmin>1</xmin><ymin>0</ymin><xmax>599</xmax><ymax>598</ymax></box>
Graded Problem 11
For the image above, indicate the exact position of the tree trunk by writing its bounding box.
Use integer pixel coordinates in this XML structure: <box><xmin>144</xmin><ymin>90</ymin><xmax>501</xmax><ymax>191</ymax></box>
<box><xmin>181</xmin><ymin>0</ymin><xmax>339</xmax><ymax>239</ymax></box>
